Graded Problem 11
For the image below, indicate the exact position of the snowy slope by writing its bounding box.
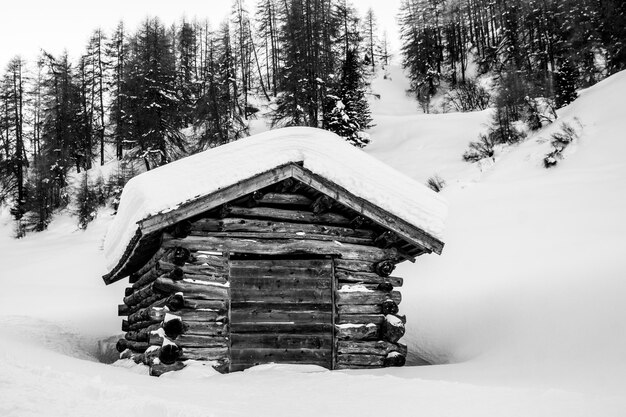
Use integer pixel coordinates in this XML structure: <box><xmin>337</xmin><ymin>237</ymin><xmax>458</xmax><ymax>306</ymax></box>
<box><xmin>1</xmin><ymin>67</ymin><xmax>626</xmax><ymax>416</ymax></box>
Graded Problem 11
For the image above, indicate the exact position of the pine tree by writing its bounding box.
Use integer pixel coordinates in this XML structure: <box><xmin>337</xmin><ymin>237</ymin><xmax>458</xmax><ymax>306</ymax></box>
<box><xmin>106</xmin><ymin>21</ymin><xmax>129</xmax><ymax>160</ymax></box>
<box><xmin>323</xmin><ymin>49</ymin><xmax>372</xmax><ymax>147</ymax></box>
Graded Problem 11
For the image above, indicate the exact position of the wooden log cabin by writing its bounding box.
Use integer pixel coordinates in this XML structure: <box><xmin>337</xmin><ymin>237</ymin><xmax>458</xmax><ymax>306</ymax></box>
<box><xmin>102</xmin><ymin>127</ymin><xmax>446</xmax><ymax>376</ymax></box>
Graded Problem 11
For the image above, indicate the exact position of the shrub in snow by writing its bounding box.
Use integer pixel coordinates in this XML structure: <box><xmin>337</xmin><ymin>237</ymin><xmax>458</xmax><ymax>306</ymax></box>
<box><xmin>443</xmin><ymin>78</ymin><xmax>491</xmax><ymax>112</ymax></box>
<box><xmin>463</xmin><ymin>134</ymin><xmax>496</xmax><ymax>162</ymax></box>
<box><xmin>543</xmin><ymin>120</ymin><xmax>581</xmax><ymax>168</ymax></box>
<box><xmin>426</xmin><ymin>175</ymin><xmax>446</xmax><ymax>193</ymax></box>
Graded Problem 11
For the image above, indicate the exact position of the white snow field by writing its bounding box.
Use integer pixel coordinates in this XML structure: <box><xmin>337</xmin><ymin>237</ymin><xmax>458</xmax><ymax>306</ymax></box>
<box><xmin>1</xmin><ymin>67</ymin><xmax>626</xmax><ymax>416</ymax></box>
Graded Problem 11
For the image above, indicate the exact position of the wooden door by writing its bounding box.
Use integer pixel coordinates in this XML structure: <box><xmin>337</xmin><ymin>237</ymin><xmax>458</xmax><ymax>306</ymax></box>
<box><xmin>229</xmin><ymin>258</ymin><xmax>334</xmax><ymax>372</ymax></box>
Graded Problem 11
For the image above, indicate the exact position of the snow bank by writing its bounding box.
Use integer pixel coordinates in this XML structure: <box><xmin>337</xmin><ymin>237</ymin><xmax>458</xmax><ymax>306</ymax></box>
<box><xmin>104</xmin><ymin>127</ymin><xmax>447</xmax><ymax>271</ymax></box>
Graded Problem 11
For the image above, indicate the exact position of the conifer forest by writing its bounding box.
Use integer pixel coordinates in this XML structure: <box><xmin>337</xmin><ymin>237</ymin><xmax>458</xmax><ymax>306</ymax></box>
<box><xmin>0</xmin><ymin>0</ymin><xmax>624</xmax><ymax>234</ymax></box>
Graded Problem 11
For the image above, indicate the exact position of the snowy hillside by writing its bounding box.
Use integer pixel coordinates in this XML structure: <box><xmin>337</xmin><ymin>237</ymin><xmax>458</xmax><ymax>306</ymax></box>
<box><xmin>1</xmin><ymin>67</ymin><xmax>626</xmax><ymax>416</ymax></box>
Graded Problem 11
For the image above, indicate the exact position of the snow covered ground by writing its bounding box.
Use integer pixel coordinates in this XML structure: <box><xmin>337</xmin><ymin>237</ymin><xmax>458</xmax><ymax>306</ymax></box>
<box><xmin>1</xmin><ymin>67</ymin><xmax>626</xmax><ymax>416</ymax></box>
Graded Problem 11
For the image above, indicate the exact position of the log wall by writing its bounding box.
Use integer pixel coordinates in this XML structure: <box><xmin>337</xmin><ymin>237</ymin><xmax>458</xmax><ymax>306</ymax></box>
<box><xmin>116</xmin><ymin>183</ymin><xmax>408</xmax><ymax>375</ymax></box>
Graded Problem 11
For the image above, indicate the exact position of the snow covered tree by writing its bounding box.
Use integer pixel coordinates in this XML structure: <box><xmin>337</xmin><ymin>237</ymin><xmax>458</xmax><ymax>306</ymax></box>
<box><xmin>323</xmin><ymin>49</ymin><xmax>372</xmax><ymax>147</ymax></box>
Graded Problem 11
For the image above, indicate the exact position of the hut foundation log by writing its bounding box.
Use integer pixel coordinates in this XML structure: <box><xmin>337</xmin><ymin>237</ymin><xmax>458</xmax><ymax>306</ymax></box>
<box><xmin>150</xmin><ymin>362</ymin><xmax>186</xmax><ymax>376</ymax></box>
<box><xmin>159</xmin><ymin>344</ymin><xmax>182</xmax><ymax>365</ymax></box>
<box><xmin>335</xmin><ymin>271</ymin><xmax>403</xmax><ymax>286</ymax></box>
<box><xmin>336</xmin><ymin>354</ymin><xmax>384</xmax><ymax>367</ymax></box>
<box><xmin>116</xmin><ymin>338</ymin><xmax>150</xmax><ymax>353</ymax></box>
<box><xmin>381</xmin><ymin>315</ymin><xmax>406</xmax><ymax>343</ymax></box>
<box><xmin>190</xmin><ymin>217</ymin><xmax>375</xmax><ymax>240</ymax></box>
<box><xmin>335</xmin><ymin>323</ymin><xmax>379</xmax><ymax>340</ymax></box>
<box><xmin>337</xmin><ymin>341</ymin><xmax>407</xmax><ymax>356</ymax></box>
<box><xmin>383</xmin><ymin>352</ymin><xmax>407</xmax><ymax>367</ymax></box>
<box><xmin>336</xmin><ymin>290</ymin><xmax>401</xmax><ymax>305</ymax></box>
<box><xmin>163</xmin><ymin>236</ymin><xmax>397</xmax><ymax>262</ymax></box>
<box><xmin>153</xmin><ymin>277</ymin><xmax>229</xmax><ymax>300</ymax></box>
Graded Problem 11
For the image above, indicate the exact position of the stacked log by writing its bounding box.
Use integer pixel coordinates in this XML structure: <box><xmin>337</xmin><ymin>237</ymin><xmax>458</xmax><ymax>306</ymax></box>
<box><xmin>334</xmin><ymin>258</ymin><xmax>407</xmax><ymax>369</ymax></box>
<box><xmin>117</xmin><ymin>247</ymin><xmax>231</xmax><ymax>376</ymax></box>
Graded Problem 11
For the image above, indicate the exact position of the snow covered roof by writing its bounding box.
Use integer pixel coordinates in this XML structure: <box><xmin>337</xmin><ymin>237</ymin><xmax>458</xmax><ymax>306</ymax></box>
<box><xmin>103</xmin><ymin>127</ymin><xmax>447</xmax><ymax>283</ymax></box>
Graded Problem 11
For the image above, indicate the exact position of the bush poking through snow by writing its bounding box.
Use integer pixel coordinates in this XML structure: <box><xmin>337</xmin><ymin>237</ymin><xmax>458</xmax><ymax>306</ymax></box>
<box><xmin>426</xmin><ymin>175</ymin><xmax>446</xmax><ymax>193</ymax></box>
<box><xmin>543</xmin><ymin>120</ymin><xmax>582</xmax><ymax>168</ymax></box>
<box><xmin>443</xmin><ymin>78</ymin><xmax>491</xmax><ymax>112</ymax></box>
<box><xmin>463</xmin><ymin>134</ymin><xmax>496</xmax><ymax>162</ymax></box>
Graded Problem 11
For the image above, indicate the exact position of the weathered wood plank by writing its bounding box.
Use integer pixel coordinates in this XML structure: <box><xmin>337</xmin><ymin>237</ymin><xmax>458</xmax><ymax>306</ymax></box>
<box><xmin>335</xmin><ymin>271</ymin><xmax>403</xmax><ymax>287</ymax></box>
<box><xmin>334</xmin><ymin>259</ymin><xmax>376</xmax><ymax>273</ymax></box>
<box><xmin>128</xmin><ymin>306</ymin><xmax>224</xmax><ymax>325</ymax></box>
<box><xmin>231</xmin><ymin>310</ymin><xmax>332</xmax><ymax>323</ymax></box>
<box><xmin>336</xmin><ymin>290</ymin><xmax>401</xmax><ymax>305</ymax></box>
<box><xmin>158</xmin><ymin>260</ymin><xmax>227</xmax><ymax>277</ymax></box>
<box><xmin>190</xmin><ymin>230</ymin><xmax>373</xmax><ymax>245</ymax></box>
<box><xmin>230</xmin><ymin>277</ymin><xmax>331</xmax><ymax>290</ymax></box>
<box><xmin>192</xmin><ymin>217</ymin><xmax>376</xmax><ymax>239</ymax></box>
<box><xmin>226</xmin><ymin>206</ymin><xmax>351</xmax><ymax>226</ymax></box>
<box><xmin>154</xmin><ymin>277</ymin><xmax>229</xmax><ymax>300</ymax></box>
<box><xmin>335</xmin><ymin>323</ymin><xmax>379</xmax><ymax>340</ymax></box>
<box><xmin>231</xmin><ymin>323</ymin><xmax>333</xmax><ymax>333</ymax></box>
<box><xmin>231</xmin><ymin>289</ymin><xmax>332</xmax><ymax>303</ymax></box>
<box><xmin>230</xmin><ymin>259</ymin><xmax>332</xmax><ymax>278</ymax></box>
<box><xmin>183</xmin><ymin>298</ymin><xmax>228</xmax><ymax>311</ymax></box>
<box><xmin>337</xmin><ymin>304</ymin><xmax>382</xmax><ymax>314</ymax></box>
<box><xmin>231</xmin><ymin>334</ymin><xmax>332</xmax><ymax>350</ymax></box>
<box><xmin>230</xmin><ymin>348</ymin><xmax>332</xmax><ymax>362</ymax></box>
<box><xmin>183</xmin><ymin>321</ymin><xmax>229</xmax><ymax>336</ymax></box>
<box><xmin>337</xmin><ymin>314</ymin><xmax>385</xmax><ymax>325</ymax></box>
<box><xmin>163</xmin><ymin>236</ymin><xmax>396</xmax><ymax>262</ymax></box>
<box><xmin>337</xmin><ymin>341</ymin><xmax>407</xmax><ymax>356</ymax></box>
<box><xmin>255</xmin><ymin>192</ymin><xmax>313</xmax><ymax>206</ymax></box>
<box><xmin>150</xmin><ymin>334</ymin><xmax>229</xmax><ymax>348</ymax></box>
<box><xmin>231</xmin><ymin>302</ymin><xmax>331</xmax><ymax>312</ymax></box>
<box><xmin>179</xmin><ymin>347</ymin><xmax>229</xmax><ymax>361</ymax></box>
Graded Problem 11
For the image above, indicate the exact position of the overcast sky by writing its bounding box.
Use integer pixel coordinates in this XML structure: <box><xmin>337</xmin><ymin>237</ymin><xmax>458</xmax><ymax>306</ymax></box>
<box><xmin>0</xmin><ymin>0</ymin><xmax>402</xmax><ymax>68</ymax></box>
